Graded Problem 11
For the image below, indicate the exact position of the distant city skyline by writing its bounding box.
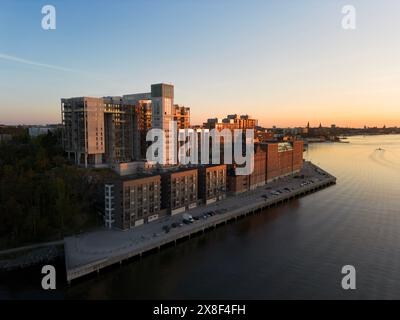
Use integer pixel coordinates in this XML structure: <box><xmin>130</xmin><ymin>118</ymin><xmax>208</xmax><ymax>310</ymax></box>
<box><xmin>1</xmin><ymin>0</ymin><xmax>400</xmax><ymax>127</ymax></box>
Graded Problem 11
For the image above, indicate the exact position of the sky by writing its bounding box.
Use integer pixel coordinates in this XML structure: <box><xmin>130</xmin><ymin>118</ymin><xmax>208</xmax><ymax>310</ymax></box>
<box><xmin>1</xmin><ymin>0</ymin><xmax>400</xmax><ymax>128</ymax></box>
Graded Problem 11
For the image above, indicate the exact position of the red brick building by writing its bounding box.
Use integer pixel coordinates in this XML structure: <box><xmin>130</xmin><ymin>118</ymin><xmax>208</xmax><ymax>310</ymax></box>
<box><xmin>198</xmin><ymin>164</ymin><xmax>227</xmax><ymax>204</ymax></box>
<box><xmin>228</xmin><ymin>144</ymin><xmax>266</xmax><ymax>194</ymax></box>
<box><xmin>228</xmin><ymin>140</ymin><xmax>304</xmax><ymax>194</ymax></box>
<box><xmin>266</xmin><ymin>140</ymin><xmax>304</xmax><ymax>182</ymax></box>
<box><xmin>250</xmin><ymin>144</ymin><xmax>267</xmax><ymax>189</ymax></box>
<box><xmin>227</xmin><ymin>173</ymin><xmax>250</xmax><ymax>195</ymax></box>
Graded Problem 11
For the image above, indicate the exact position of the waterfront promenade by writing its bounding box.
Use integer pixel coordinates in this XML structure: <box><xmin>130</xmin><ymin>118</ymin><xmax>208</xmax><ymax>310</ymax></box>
<box><xmin>64</xmin><ymin>162</ymin><xmax>336</xmax><ymax>283</ymax></box>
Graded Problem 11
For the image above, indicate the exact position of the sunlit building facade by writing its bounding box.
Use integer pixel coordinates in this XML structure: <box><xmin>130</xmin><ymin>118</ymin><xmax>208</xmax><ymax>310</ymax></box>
<box><xmin>62</xmin><ymin>83</ymin><xmax>191</xmax><ymax>167</ymax></box>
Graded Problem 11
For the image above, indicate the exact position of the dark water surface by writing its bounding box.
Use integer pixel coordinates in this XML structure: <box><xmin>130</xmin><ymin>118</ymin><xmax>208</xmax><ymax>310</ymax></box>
<box><xmin>1</xmin><ymin>135</ymin><xmax>400</xmax><ymax>299</ymax></box>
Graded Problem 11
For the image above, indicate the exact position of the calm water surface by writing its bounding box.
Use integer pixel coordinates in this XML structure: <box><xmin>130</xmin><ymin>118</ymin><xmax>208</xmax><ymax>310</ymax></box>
<box><xmin>1</xmin><ymin>135</ymin><xmax>400</xmax><ymax>299</ymax></box>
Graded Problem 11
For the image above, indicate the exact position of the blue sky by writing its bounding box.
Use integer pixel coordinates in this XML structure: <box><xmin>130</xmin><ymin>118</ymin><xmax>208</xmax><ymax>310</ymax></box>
<box><xmin>1</xmin><ymin>0</ymin><xmax>400</xmax><ymax>127</ymax></box>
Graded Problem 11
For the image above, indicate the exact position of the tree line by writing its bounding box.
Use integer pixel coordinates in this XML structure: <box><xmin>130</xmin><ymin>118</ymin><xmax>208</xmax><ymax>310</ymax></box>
<box><xmin>0</xmin><ymin>130</ymin><xmax>101</xmax><ymax>249</ymax></box>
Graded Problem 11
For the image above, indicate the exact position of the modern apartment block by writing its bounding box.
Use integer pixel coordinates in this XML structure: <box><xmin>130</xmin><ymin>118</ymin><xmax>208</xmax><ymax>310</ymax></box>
<box><xmin>105</xmin><ymin>175</ymin><xmax>162</xmax><ymax>230</ymax></box>
<box><xmin>104</xmin><ymin>167</ymin><xmax>203</xmax><ymax>229</ymax></box>
<box><xmin>102</xmin><ymin>139</ymin><xmax>304</xmax><ymax>229</ymax></box>
<box><xmin>151</xmin><ymin>83</ymin><xmax>176</xmax><ymax>164</ymax></box>
<box><xmin>62</xmin><ymin>84</ymin><xmax>306</xmax><ymax>231</ymax></box>
<box><xmin>61</xmin><ymin>96</ymin><xmax>135</xmax><ymax>166</ymax></box>
<box><xmin>62</xmin><ymin>83</ymin><xmax>189</xmax><ymax>167</ymax></box>
<box><xmin>173</xmin><ymin>105</ymin><xmax>190</xmax><ymax>129</ymax></box>
<box><xmin>204</xmin><ymin>114</ymin><xmax>257</xmax><ymax>131</ymax></box>
<box><xmin>103</xmin><ymin>96</ymin><xmax>135</xmax><ymax>164</ymax></box>
<box><xmin>161</xmin><ymin>168</ymin><xmax>198</xmax><ymax>215</ymax></box>
<box><xmin>198</xmin><ymin>165</ymin><xmax>227</xmax><ymax>204</ymax></box>
<box><xmin>132</xmin><ymin>100</ymin><xmax>152</xmax><ymax>160</ymax></box>
<box><xmin>61</xmin><ymin>97</ymin><xmax>105</xmax><ymax>167</ymax></box>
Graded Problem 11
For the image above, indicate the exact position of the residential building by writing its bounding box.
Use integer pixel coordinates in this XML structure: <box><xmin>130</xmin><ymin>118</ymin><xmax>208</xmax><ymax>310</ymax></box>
<box><xmin>61</xmin><ymin>97</ymin><xmax>105</xmax><ymax>167</ymax></box>
<box><xmin>202</xmin><ymin>114</ymin><xmax>257</xmax><ymax>165</ymax></box>
<box><xmin>228</xmin><ymin>141</ymin><xmax>304</xmax><ymax>194</ymax></box>
<box><xmin>103</xmin><ymin>96</ymin><xmax>135</xmax><ymax>163</ymax></box>
<box><xmin>173</xmin><ymin>105</ymin><xmax>190</xmax><ymax>129</ymax></box>
<box><xmin>122</xmin><ymin>93</ymin><xmax>152</xmax><ymax>160</ymax></box>
<box><xmin>62</xmin><ymin>83</ymin><xmax>190</xmax><ymax>167</ymax></box>
<box><xmin>133</xmin><ymin>100</ymin><xmax>152</xmax><ymax>160</ymax></box>
<box><xmin>227</xmin><ymin>173</ymin><xmax>250</xmax><ymax>195</ymax></box>
<box><xmin>198</xmin><ymin>164</ymin><xmax>227</xmax><ymax>204</ymax></box>
<box><xmin>151</xmin><ymin>83</ymin><xmax>175</xmax><ymax>164</ymax></box>
<box><xmin>227</xmin><ymin>143</ymin><xmax>266</xmax><ymax>194</ymax></box>
<box><xmin>161</xmin><ymin>168</ymin><xmax>198</xmax><ymax>215</ymax></box>
<box><xmin>250</xmin><ymin>143</ymin><xmax>267</xmax><ymax>189</ymax></box>
<box><xmin>265</xmin><ymin>140</ymin><xmax>304</xmax><ymax>182</ymax></box>
<box><xmin>105</xmin><ymin>174</ymin><xmax>162</xmax><ymax>230</ymax></box>
<box><xmin>204</xmin><ymin>114</ymin><xmax>257</xmax><ymax>131</ymax></box>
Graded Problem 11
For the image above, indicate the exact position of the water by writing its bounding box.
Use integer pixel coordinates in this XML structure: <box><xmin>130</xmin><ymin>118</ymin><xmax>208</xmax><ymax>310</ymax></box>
<box><xmin>1</xmin><ymin>135</ymin><xmax>400</xmax><ymax>299</ymax></box>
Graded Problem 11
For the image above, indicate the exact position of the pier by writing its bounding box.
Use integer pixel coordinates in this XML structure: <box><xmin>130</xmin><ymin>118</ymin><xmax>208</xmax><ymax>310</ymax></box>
<box><xmin>64</xmin><ymin>162</ymin><xmax>336</xmax><ymax>283</ymax></box>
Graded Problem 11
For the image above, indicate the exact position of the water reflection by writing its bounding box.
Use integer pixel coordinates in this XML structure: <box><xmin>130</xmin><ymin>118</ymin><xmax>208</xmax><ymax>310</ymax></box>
<box><xmin>2</xmin><ymin>135</ymin><xmax>400</xmax><ymax>299</ymax></box>
<box><xmin>66</xmin><ymin>135</ymin><xmax>400</xmax><ymax>299</ymax></box>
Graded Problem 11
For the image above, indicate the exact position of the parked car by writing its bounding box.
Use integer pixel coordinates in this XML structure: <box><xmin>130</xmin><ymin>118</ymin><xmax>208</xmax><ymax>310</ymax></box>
<box><xmin>183</xmin><ymin>213</ymin><xmax>194</xmax><ymax>223</ymax></box>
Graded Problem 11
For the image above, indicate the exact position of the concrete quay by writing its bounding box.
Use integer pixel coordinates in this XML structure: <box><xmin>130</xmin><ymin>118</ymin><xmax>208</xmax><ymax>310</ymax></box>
<box><xmin>64</xmin><ymin>162</ymin><xmax>336</xmax><ymax>283</ymax></box>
